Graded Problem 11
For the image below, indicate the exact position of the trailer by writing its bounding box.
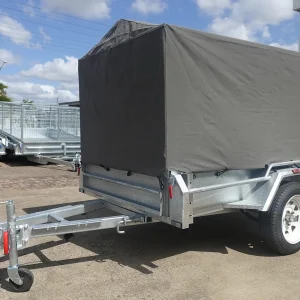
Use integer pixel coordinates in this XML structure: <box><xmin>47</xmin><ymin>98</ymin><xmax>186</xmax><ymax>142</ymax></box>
<box><xmin>0</xmin><ymin>102</ymin><xmax>81</xmax><ymax>170</ymax></box>
<box><xmin>2</xmin><ymin>19</ymin><xmax>300</xmax><ymax>292</ymax></box>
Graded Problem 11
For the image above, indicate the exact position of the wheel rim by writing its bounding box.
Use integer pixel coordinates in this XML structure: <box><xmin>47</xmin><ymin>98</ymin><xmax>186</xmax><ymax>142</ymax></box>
<box><xmin>282</xmin><ymin>195</ymin><xmax>300</xmax><ymax>244</ymax></box>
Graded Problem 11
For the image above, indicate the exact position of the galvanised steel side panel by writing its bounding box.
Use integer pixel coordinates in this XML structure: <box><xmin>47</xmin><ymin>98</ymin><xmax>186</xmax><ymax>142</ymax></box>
<box><xmin>189</xmin><ymin>168</ymin><xmax>300</xmax><ymax>214</ymax></box>
<box><xmin>82</xmin><ymin>165</ymin><xmax>163</xmax><ymax>217</ymax></box>
<box><xmin>190</xmin><ymin>170</ymin><xmax>263</xmax><ymax>212</ymax></box>
<box><xmin>81</xmin><ymin>165</ymin><xmax>300</xmax><ymax>228</ymax></box>
<box><xmin>16</xmin><ymin>141</ymin><xmax>81</xmax><ymax>156</ymax></box>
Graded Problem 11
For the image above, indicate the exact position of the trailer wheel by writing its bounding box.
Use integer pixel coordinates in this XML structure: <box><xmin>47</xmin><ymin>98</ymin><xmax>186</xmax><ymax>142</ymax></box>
<box><xmin>9</xmin><ymin>268</ymin><xmax>34</xmax><ymax>293</ymax></box>
<box><xmin>261</xmin><ymin>182</ymin><xmax>300</xmax><ymax>255</ymax></box>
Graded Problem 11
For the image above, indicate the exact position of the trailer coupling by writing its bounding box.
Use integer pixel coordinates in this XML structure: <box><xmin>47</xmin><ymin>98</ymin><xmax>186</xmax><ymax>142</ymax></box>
<box><xmin>0</xmin><ymin>199</ymin><xmax>148</xmax><ymax>292</ymax></box>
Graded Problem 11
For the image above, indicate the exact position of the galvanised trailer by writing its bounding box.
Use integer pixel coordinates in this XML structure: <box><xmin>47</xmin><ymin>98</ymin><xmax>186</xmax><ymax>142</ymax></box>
<box><xmin>3</xmin><ymin>19</ymin><xmax>300</xmax><ymax>292</ymax></box>
<box><xmin>0</xmin><ymin>102</ymin><xmax>81</xmax><ymax>171</ymax></box>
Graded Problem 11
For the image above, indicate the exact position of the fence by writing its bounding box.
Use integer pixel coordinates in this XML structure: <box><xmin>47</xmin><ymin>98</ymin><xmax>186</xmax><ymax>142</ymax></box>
<box><xmin>0</xmin><ymin>102</ymin><xmax>80</xmax><ymax>141</ymax></box>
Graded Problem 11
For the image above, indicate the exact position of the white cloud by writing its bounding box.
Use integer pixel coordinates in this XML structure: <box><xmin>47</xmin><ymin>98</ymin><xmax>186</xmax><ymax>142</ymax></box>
<box><xmin>205</xmin><ymin>0</ymin><xmax>295</xmax><ymax>42</ymax></box>
<box><xmin>0</xmin><ymin>49</ymin><xmax>18</xmax><ymax>64</ymax></box>
<box><xmin>230</xmin><ymin>0</ymin><xmax>294</xmax><ymax>26</ymax></box>
<box><xmin>210</xmin><ymin>18</ymin><xmax>271</xmax><ymax>41</ymax></box>
<box><xmin>11</xmin><ymin>56</ymin><xmax>79</xmax><ymax>103</ymax></box>
<box><xmin>132</xmin><ymin>0</ymin><xmax>167</xmax><ymax>14</ymax></box>
<box><xmin>41</xmin><ymin>0</ymin><xmax>111</xmax><ymax>19</ymax></box>
<box><xmin>58</xmin><ymin>82</ymin><xmax>79</xmax><ymax>91</ymax></box>
<box><xmin>3</xmin><ymin>80</ymin><xmax>78</xmax><ymax>103</ymax></box>
<box><xmin>210</xmin><ymin>18</ymin><xmax>254</xmax><ymax>41</ymax></box>
<box><xmin>270</xmin><ymin>43</ymin><xmax>298</xmax><ymax>52</ymax></box>
<box><xmin>20</xmin><ymin>56</ymin><xmax>78</xmax><ymax>82</ymax></box>
<box><xmin>22</xmin><ymin>0</ymin><xmax>35</xmax><ymax>17</ymax></box>
<box><xmin>261</xmin><ymin>26</ymin><xmax>271</xmax><ymax>39</ymax></box>
<box><xmin>196</xmin><ymin>0</ymin><xmax>231</xmax><ymax>15</ymax></box>
<box><xmin>0</xmin><ymin>15</ymin><xmax>32</xmax><ymax>46</ymax></box>
<box><xmin>38</xmin><ymin>26</ymin><xmax>51</xmax><ymax>42</ymax></box>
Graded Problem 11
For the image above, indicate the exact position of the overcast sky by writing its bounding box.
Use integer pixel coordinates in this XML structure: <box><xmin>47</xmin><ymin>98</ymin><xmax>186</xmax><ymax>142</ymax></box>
<box><xmin>0</xmin><ymin>0</ymin><xmax>298</xmax><ymax>103</ymax></box>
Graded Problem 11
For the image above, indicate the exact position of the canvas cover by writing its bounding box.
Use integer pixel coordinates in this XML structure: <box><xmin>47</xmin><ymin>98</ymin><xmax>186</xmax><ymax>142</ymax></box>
<box><xmin>79</xmin><ymin>19</ymin><xmax>300</xmax><ymax>176</ymax></box>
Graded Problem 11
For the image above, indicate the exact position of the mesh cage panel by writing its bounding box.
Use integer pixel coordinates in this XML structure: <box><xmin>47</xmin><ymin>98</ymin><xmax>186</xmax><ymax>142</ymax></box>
<box><xmin>0</xmin><ymin>103</ymin><xmax>80</xmax><ymax>141</ymax></box>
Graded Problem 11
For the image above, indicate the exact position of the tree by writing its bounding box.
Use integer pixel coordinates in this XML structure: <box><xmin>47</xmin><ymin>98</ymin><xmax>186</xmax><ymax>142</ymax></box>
<box><xmin>23</xmin><ymin>98</ymin><xmax>34</xmax><ymax>104</ymax></box>
<box><xmin>0</xmin><ymin>83</ymin><xmax>12</xmax><ymax>102</ymax></box>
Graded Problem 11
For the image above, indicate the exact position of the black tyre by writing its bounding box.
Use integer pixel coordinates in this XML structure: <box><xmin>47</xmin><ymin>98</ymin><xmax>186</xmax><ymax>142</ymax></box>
<box><xmin>261</xmin><ymin>182</ymin><xmax>300</xmax><ymax>255</ymax></box>
<box><xmin>9</xmin><ymin>268</ymin><xmax>34</xmax><ymax>293</ymax></box>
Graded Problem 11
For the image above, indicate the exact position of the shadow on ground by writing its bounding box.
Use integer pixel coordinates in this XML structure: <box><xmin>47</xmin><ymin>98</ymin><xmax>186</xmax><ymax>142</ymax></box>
<box><xmin>0</xmin><ymin>155</ymin><xmax>37</xmax><ymax>167</ymax></box>
<box><xmin>0</xmin><ymin>202</ymin><xmax>275</xmax><ymax>291</ymax></box>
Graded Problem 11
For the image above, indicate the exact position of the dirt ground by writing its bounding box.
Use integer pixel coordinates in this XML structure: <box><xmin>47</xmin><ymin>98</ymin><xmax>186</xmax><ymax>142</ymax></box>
<box><xmin>0</xmin><ymin>158</ymin><xmax>299</xmax><ymax>300</ymax></box>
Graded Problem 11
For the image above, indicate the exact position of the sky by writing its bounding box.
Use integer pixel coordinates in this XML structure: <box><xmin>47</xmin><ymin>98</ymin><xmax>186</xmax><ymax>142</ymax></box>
<box><xmin>0</xmin><ymin>0</ymin><xmax>299</xmax><ymax>104</ymax></box>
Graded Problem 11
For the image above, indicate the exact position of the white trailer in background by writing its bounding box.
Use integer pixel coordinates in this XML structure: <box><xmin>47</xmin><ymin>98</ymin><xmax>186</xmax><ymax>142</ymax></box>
<box><xmin>0</xmin><ymin>102</ymin><xmax>81</xmax><ymax>171</ymax></box>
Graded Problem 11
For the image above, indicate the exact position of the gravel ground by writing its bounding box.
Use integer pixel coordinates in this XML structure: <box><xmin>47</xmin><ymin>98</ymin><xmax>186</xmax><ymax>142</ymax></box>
<box><xmin>0</xmin><ymin>159</ymin><xmax>299</xmax><ymax>300</ymax></box>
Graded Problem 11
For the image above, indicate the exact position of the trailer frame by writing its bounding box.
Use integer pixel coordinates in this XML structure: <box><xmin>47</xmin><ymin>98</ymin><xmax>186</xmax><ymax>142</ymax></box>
<box><xmin>2</xmin><ymin>160</ymin><xmax>300</xmax><ymax>291</ymax></box>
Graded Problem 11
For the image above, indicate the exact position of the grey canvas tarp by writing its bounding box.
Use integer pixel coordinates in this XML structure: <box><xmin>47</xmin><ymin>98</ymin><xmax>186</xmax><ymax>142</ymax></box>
<box><xmin>79</xmin><ymin>19</ymin><xmax>300</xmax><ymax>176</ymax></box>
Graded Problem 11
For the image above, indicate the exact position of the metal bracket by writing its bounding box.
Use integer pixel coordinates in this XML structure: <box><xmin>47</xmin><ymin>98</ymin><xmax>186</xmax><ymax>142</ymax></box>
<box><xmin>61</xmin><ymin>143</ymin><xmax>67</xmax><ymax>156</ymax></box>
<box><xmin>17</xmin><ymin>225</ymin><xmax>31</xmax><ymax>248</ymax></box>
<box><xmin>8</xmin><ymin>266</ymin><xmax>23</xmax><ymax>286</ymax></box>
<box><xmin>116</xmin><ymin>218</ymin><xmax>130</xmax><ymax>234</ymax></box>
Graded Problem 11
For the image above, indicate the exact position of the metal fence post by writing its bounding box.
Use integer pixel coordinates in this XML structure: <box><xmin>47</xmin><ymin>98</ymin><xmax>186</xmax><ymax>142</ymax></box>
<box><xmin>21</xmin><ymin>105</ymin><xmax>24</xmax><ymax>141</ymax></box>
<box><xmin>1</xmin><ymin>102</ymin><xmax>4</xmax><ymax>130</ymax></box>
<box><xmin>57</xmin><ymin>106</ymin><xmax>61</xmax><ymax>140</ymax></box>
<box><xmin>10</xmin><ymin>104</ymin><xmax>12</xmax><ymax>135</ymax></box>
<box><xmin>49</xmin><ymin>106</ymin><xmax>52</xmax><ymax>129</ymax></box>
<box><xmin>75</xmin><ymin>112</ymin><xmax>78</xmax><ymax>136</ymax></box>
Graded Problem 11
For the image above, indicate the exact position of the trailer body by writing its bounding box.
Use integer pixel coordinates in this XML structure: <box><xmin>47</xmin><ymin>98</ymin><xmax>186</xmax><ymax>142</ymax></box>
<box><xmin>80</xmin><ymin>162</ymin><xmax>300</xmax><ymax>230</ymax></box>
